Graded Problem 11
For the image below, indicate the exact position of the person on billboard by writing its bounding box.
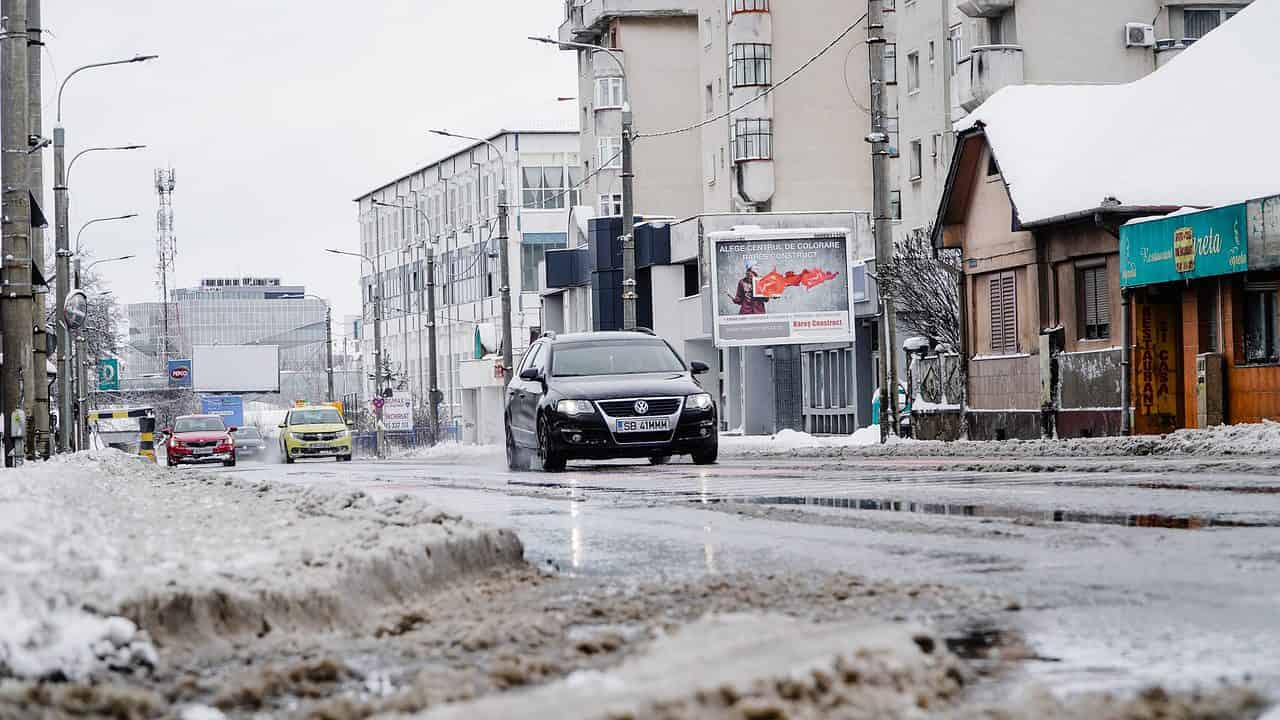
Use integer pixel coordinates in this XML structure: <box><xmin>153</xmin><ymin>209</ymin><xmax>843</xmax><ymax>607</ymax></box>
<box><xmin>727</xmin><ymin>259</ymin><xmax>769</xmax><ymax>315</ymax></box>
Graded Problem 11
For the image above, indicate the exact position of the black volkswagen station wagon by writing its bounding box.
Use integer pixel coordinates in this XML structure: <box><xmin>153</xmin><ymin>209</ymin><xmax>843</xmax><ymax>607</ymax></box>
<box><xmin>504</xmin><ymin>330</ymin><xmax>718</xmax><ymax>472</ymax></box>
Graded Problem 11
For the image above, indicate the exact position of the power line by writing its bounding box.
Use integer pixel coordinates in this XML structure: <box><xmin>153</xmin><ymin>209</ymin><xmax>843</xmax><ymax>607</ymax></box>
<box><xmin>635</xmin><ymin>13</ymin><xmax>869</xmax><ymax>140</ymax></box>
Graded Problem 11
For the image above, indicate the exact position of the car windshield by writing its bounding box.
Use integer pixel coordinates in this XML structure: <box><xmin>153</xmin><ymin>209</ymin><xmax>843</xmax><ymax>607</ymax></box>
<box><xmin>175</xmin><ymin>417</ymin><xmax>225</xmax><ymax>433</ymax></box>
<box><xmin>290</xmin><ymin>408</ymin><xmax>343</xmax><ymax>425</ymax></box>
<box><xmin>552</xmin><ymin>340</ymin><xmax>685</xmax><ymax>377</ymax></box>
<box><xmin>233</xmin><ymin>427</ymin><xmax>260</xmax><ymax>439</ymax></box>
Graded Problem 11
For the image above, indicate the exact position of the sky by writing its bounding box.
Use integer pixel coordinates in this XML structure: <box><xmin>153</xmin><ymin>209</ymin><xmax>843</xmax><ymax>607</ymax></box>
<box><xmin>39</xmin><ymin>0</ymin><xmax>577</xmax><ymax>323</ymax></box>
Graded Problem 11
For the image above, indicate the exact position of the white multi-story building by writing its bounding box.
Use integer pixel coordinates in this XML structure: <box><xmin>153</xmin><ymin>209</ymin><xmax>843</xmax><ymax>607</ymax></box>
<box><xmin>353</xmin><ymin>122</ymin><xmax>579</xmax><ymax>444</ymax></box>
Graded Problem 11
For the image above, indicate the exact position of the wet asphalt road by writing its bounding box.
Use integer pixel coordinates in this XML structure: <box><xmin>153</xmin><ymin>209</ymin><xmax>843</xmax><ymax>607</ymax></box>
<box><xmin>214</xmin><ymin>451</ymin><xmax>1280</xmax><ymax>698</ymax></box>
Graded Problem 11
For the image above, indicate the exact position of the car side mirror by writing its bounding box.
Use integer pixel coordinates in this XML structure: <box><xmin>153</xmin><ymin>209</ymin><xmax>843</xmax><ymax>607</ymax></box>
<box><xmin>277</xmin><ymin>423</ymin><xmax>286</xmax><ymax>429</ymax></box>
<box><xmin>690</xmin><ymin>361</ymin><xmax>710</xmax><ymax>375</ymax></box>
<box><xmin>519</xmin><ymin>368</ymin><xmax>542</xmax><ymax>382</ymax></box>
<box><xmin>163</xmin><ymin>427</ymin><xmax>172</xmax><ymax>435</ymax></box>
<box><xmin>228</xmin><ymin>426</ymin><xmax>238</xmax><ymax>433</ymax></box>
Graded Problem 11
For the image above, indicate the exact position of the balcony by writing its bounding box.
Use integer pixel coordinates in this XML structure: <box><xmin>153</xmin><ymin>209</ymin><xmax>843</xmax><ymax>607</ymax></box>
<box><xmin>559</xmin><ymin>1</ymin><xmax>699</xmax><ymax>44</ymax></box>
<box><xmin>957</xmin><ymin>44</ymin><xmax>1024</xmax><ymax>113</ymax></box>
<box><xmin>956</xmin><ymin>0</ymin><xmax>1014</xmax><ymax>18</ymax></box>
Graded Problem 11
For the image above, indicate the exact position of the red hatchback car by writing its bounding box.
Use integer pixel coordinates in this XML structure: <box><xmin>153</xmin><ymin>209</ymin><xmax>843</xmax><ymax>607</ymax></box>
<box><xmin>165</xmin><ymin>414</ymin><xmax>236</xmax><ymax>468</ymax></box>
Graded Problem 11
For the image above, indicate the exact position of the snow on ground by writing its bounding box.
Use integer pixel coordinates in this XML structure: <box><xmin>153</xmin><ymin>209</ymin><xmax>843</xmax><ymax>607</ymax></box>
<box><xmin>721</xmin><ymin>426</ymin><xmax>911</xmax><ymax>457</ymax></box>
<box><xmin>0</xmin><ymin>450</ymin><xmax>522</xmax><ymax>683</ymax></box>
<box><xmin>395</xmin><ymin>442</ymin><xmax>502</xmax><ymax>462</ymax></box>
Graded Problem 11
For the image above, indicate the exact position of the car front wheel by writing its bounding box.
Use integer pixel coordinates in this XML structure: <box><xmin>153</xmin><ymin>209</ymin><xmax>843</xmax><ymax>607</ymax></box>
<box><xmin>537</xmin><ymin>416</ymin><xmax>566</xmax><ymax>473</ymax></box>
<box><xmin>692</xmin><ymin>445</ymin><xmax>718</xmax><ymax>465</ymax></box>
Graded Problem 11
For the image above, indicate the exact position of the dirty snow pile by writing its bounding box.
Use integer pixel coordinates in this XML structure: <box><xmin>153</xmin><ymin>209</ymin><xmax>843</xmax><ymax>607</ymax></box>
<box><xmin>0</xmin><ymin>449</ymin><xmax>522</xmax><ymax>683</ymax></box>
<box><xmin>397</xmin><ymin>442</ymin><xmax>502</xmax><ymax>462</ymax></box>
<box><xmin>721</xmin><ymin>427</ymin><xmax>911</xmax><ymax>457</ymax></box>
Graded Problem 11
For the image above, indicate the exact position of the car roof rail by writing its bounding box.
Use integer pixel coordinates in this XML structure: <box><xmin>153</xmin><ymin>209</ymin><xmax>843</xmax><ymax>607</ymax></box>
<box><xmin>632</xmin><ymin>327</ymin><xmax>657</xmax><ymax>336</ymax></box>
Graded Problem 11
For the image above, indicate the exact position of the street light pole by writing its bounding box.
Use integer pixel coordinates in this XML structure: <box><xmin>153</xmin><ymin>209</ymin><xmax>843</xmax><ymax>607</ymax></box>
<box><xmin>866</xmin><ymin>0</ymin><xmax>898</xmax><ymax>442</ymax></box>
<box><xmin>530</xmin><ymin>36</ymin><xmax>636</xmax><ymax>329</ymax></box>
<box><xmin>328</xmin><ymin>247</ymin><xmax>383</xmax><ymax>458</ymax></box>
<box><xmin>300</xmin><ymin>293</ymin><xmax>335</xmax><ymax>403</ymax></box>
<box><xmin>52</xmin><ymin>52</ymin><xmax>155</xmax><ymax>453</ymax></box>
<box><xmin>429</xmin><ymin>130</ymin><xmax>514</xmax><ymax>387</ymax></box>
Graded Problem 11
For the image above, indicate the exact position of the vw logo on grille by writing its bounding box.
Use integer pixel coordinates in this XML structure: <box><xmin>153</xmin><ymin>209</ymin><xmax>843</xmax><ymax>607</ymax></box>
<box><xmin>634</xmin><ymin>400</ymin><xmax>649</xmax><ymax>415</ymax></box>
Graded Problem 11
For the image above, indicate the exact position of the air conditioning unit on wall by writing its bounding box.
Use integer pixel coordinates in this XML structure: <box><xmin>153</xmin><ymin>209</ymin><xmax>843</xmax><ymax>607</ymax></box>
<box><xmin>1126</xmin><ymin>22</ymin><xmax>1156</xmax><ymax>48</ymax></box>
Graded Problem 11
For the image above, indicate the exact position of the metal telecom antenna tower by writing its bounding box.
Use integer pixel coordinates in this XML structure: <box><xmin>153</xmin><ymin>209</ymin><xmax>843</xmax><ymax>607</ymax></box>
<box><xmin>154</xmin><ymin>168</ymin><xmax>177</xmax><ymax>368</ymax></box>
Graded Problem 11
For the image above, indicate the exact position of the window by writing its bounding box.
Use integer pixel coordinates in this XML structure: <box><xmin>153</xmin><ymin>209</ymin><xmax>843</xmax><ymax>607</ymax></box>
<box><xmin>705</xmin><ymin>83</ymin><xmax>714</xmax><ymax>115</ymax></box>
<box><xmin>987</xmin><ymin>16</ymin><xmax>1003</xmax><ymax>45</ymax></box>
<box><xmin>931</xmin><ymin>133</ymin><xmax>942</xmax><ymax>160</ymax></box>
<box><xmin>908</xmin><ymin>139</ymin><xmax>922</xmax><ymax>180</ymax></box>
<box><xmin>568</xmin><ymin>165</ymin><xmax>582</xmax><ymax>208</ymax></box>
<box><xmin>731</xmin><ymin>43</ymin><xmax>772</xmax><ymax>87</ymax></box>
<box><xmin>1078</xmin><ymin>264</ymin><xmax>1110</xmax><ymax>340</ymax></box>
<box><xmin>989</xmin><ymin>271</ymin><xmax>1018</xmax><ymax>354</ymax></box>
<box><xmin>732</xmin><ymin>118</ymin><xmax>773</xmax><ymax>161</ymax></box>
<box><xmin>1184</xmin><ymin>8</ymin><xmax>1236</xmax><ymax>41</ymax></box>
<box><xmin>598</xmin><ymin>136</ymin><xmax>622</xmax><ymax>168</ymax></box>
<box><xmin>1244</xmin><ymin>287</ymin><xmax>1279</xmax><ymax>364</ymax></box>
<box><xmin>883</xmin><ymin>43</ymin><xmax>898</xmax><ymax>85</ymax></box>
<box><xmin>907</xmin><ymin>51</ymin><xmax>920</xmax><ymax>93</ymax></box>
<box><xmin>521</xmin><ymin>234</ymin><xmax>567</xmax><ymax>292</ymax></box>
<box><xmin>890</xmin><ymin>190</ymin><xmax>902</xmax><ymax>220</ymax></box>
<box><xmin>1198</xmin><ymin>284</ymin><xmax>1220</xmax><ymax>353</ymax></box>
<box><xmin>683</xmin><ymin>262</ymin><xmax>700</xmax><ymax>297</ymax></box>
<box><xmin>949</xmin><ymin>24</ymin><xmax>965</xmax><ymax>75</ymax></box>
<box><xmin>595</xmin><ymin>76</ymin><xmax>624</xmax><ymax>109</ymax></box>
<box><xmin>522</xmin><ymin>166</ymin><xmax>567</xmax><ymax>210</ymax></box>
<box><xmin>732</xmin><ymin>0</ymin><xmax>768</xmax><ymax>12</ymax></box>
<box><xmin>703</xmin><ymin>17</ymin><xmax>713</xmax><ymax>47</ymax></box>
<box><xmin>598</xmin><ymin>193</ymin><xmax>623</xmax><ymax>217</ymax></box>
<box><xmin>885</xmin><ymin>116</ymin><xmax>900</xmax><ymax>158</ymax></box>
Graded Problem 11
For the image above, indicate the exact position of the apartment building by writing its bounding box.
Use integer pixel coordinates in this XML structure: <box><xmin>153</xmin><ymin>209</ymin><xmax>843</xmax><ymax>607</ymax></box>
<box><xmin>888</xmin><ymin>0</ymin><xmax>1254</xmax><ymax>244</ymax></box>
<box><xmin>353</xmin><ymin>122</ymin><xmax>579</xmax><ymax>444</ymax></box>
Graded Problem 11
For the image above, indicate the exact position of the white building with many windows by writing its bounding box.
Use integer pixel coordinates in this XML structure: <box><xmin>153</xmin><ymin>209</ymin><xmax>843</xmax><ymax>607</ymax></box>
<box><xmin>353</xmin><ymin>119</ymin><xmax>579</xmax><ymax>444</ymax></box>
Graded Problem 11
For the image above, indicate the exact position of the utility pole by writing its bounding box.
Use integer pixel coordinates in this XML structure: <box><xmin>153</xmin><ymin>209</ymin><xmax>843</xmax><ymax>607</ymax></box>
<box><xmin>425</xmin><ymin>245</ymin><xmax>439</xmax><ymax>444</ymax></box>
<box><xmin>2</xmin><ymin>0</ymin><xmax>34</xmax><ymax>466</ymax></box>
<box><xmin>27</xmin><ymin>0</ymin><xmax>48</xmax><ymax>459</ymax></box>
<box><xmin>498</xmin><ymin>186</ymin><xmax>515</xmax><ymax>387</ymax></box>
<box><xmin>53</xmin><ymin>131</ymin><xmax>71</xmax><ymax>453</ymax></box>
<box><xmin>324</xmin><ymin>304</ymin><xmax>335</xmax><ymax>402</ymax></box>
<box><xmin>867</xmin><ymin>0</ymin><xmax>899</xmax><ymax>442</ymax></box>
<box><xmin>621</xmin><ymin>108</ymin><xmax>637</xmax><ymax>330</ymax></box>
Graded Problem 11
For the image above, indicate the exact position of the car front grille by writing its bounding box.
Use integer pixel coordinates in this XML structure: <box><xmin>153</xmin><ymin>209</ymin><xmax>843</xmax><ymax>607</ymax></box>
<box><xmin>185</xmin><ymin>440</ymin><xmax>217</xmax><ymax>448</ymax></box>
<box><xmin>597</xmin><ymin>398</ymin><xmax>681</xmax><ymax>417</ymax></box>
<box><xmin>299</xmin><ymin>432</ymin><xmax>343</xmax><ymax>442</ymax></box>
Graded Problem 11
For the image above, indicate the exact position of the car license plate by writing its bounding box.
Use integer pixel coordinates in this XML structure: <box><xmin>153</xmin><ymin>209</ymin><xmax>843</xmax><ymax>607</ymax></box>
<box><xmin>193</xmin><ymin>447</ymin><xmax>213</xmax><ymax>456</ymax></box>
<box><xmin>615</xmin><ymin>418</ymin><xmax>670</xmax><ymax>433</ymax></box>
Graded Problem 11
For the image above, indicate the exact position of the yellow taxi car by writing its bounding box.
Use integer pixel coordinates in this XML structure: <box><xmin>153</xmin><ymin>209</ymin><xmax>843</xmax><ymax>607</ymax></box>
<box><xmin>278</xmin><ymin>405</ymin><xmax>353</xmax><ymax>463</ymax></box>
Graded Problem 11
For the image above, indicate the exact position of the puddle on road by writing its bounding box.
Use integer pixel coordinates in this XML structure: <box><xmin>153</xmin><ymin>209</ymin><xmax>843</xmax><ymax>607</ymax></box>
<box><xmin>748</xmin><ymin>495</ymin><xmax>1272</xmax><ymax>530</ymax></box>
<box><xmin>506</xmin><ymin>480</ymin><xmax>1275</xmax><ymax>530</ymax></box>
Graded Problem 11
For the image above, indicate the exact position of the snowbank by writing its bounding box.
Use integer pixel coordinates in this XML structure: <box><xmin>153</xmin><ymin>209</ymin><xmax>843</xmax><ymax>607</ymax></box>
<box><xmin>408</xmin><ymin>615</ymin><xmax>962</xmax><ymax>719</ymax></box>
<box><xmin>961</xmin><ymin>0</ymin><xmax>1279</xmax><ymax>224</ymax></box>
<box><xmin>721</xmin><ymin>427</ymin><xmax>911</xmax><ymax>457</ymax></box>
<box><xmin>395</xmin><ymin>442</ymin><xmax>502</xmax><ymax>463</ymax></box>
<box><xmin>0</xmin><ymin>450</ymin><xmax>523</xmax><ymax>682</ymax></box>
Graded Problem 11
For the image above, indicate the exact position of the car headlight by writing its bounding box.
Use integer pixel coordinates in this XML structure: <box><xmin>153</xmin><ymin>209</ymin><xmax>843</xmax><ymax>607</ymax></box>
<box><xmin>556</xmin><ymin>399</ymin><xmax>594</xmax><ymax>416</ymax></box>
<box><xmin>686</xmin><ymin>393</ymin><xmax>714</xmax><ymax>411</ymax></box>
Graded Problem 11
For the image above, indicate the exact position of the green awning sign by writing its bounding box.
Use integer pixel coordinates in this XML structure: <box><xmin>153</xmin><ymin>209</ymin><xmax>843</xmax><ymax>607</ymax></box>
<box><xmin>1121</xmin><ymin>203</ymin><xmax>1248</xmax><ymax>288</ymax></box>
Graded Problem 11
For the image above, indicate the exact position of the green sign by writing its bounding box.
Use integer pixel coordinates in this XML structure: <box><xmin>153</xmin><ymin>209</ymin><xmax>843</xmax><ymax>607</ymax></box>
<box><xmin>1121</xmin><ymin>203</ymin><xmax>1248</xmax><ymax>288</ymax></box>
<box><xmin>97</xmin><ymin>358</ymin><xmax>120</xmax><ymax>391</ymax></box>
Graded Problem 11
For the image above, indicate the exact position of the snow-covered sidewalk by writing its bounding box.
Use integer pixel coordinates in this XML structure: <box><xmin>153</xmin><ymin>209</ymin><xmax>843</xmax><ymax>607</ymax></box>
<box><xmin>0</xmin><ymin>451</ymin><xmax>522</xmax><ymax>683</ymax></box>
<box><xmin>721</xmin><ymin>421</ymin><xmax>1280</xmax><ymax>459</ymax></box>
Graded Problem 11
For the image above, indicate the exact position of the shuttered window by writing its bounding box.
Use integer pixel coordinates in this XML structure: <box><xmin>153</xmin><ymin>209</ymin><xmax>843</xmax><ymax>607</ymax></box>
<box><xmin>989</xmin><ymin>271</ymin><xmax>1017</xmax><ymax>354</ymax></box>
<box><xmin>1080</xmin><ymin>265</ymin><xmax>1111</xmax><ymax>340</ymax></box>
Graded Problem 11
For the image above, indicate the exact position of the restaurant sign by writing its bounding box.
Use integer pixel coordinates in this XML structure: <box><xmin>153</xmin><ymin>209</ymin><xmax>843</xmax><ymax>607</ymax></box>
<box><xmin>1120</xmin><ymin>203</ymin><xmax>1248</xmax><ymax>288</ymax></box>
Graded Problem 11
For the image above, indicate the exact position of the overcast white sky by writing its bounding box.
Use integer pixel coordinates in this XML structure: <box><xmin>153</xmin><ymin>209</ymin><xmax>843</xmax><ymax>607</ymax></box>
<box><xmin>41</xmin><ymin>0</ymin><xmax>576</xmax><ymax>323</ymax></box>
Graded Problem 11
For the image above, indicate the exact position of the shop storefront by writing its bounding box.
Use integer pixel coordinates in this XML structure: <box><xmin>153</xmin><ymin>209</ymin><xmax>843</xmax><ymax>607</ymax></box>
<box><xmin>1120</xmin><ymin>194</ymin><xmax>1280</xmax><ymax>432</ymax></box>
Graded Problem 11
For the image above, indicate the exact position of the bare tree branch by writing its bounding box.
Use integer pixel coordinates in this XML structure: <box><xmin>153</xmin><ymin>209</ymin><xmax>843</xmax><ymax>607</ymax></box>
<box><xmin>880</xmin><ymin>227</ymin><xmax>961</xmax><ymax>350</ymax></box>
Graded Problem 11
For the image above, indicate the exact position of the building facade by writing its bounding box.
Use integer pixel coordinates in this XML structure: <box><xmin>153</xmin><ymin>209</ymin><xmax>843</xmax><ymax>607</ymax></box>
<box><xmin>353</xmin><ymin>125</ymin><xmax>579</xmax><ymax>445</ymax></box>
<box><xmin>125</xmin><ymin>277</ymin><xmax>330</xmax><ymax>404</ymax></box>
<box><xmin>888</xmin><ymin>0</ymin><xmax>1254</xmax><ymax>248</ymax></box>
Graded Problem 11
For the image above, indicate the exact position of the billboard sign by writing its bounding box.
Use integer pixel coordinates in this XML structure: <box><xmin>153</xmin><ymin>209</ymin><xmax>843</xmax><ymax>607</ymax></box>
<box><xmin>200</xmin><ymin>395</ymin><xmax>245</xmax><ymax>428</ymax></box>
<box><xmin>382</xmin><ymin>396</ymin><xmax>414</xmax><ymax>432</ymax></box>
<box><xmin>167</xmin><ymin>359</ymin><xmax>193</xmax><ymax>388</ymax></box>
<box><xmin>97</xmin><ymin>358</ymin><xmax>120</xmax><ymax>391</ymax></box>
<box><xmin>193</xmin><ymin>345</ymin><xmax>281</xmax><ymax>393</ymax></box>
<box><xmin>1121</xmin><ymin>203</ymin><xmax>1248</xmax><ymax>288</ymax></box>
<box><xmin>709</xmin><ymin>228</ymin><xmax>855</xmax><ymax>347</ymax></box>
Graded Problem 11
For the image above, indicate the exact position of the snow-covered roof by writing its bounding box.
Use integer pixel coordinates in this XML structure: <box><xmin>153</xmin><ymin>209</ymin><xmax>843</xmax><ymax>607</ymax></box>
<box><xmin>958</xmin><ymin>0</ymin><xmax>1279</xmax><ymax>226</ymax></box>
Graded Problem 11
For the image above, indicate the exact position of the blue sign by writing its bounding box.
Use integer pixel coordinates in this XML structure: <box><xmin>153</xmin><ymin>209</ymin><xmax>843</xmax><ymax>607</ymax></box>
<box><xmin>200</xmin><ymin>396</ymin><xmax>245</xmax><ymax>428</ymax></box>
<box><xmin>1121</xmin><ymin>204</ymin><xmax>1248</xmax><ymax>288</ymax></box>
<box><xmin>167</xmin><ymin>359</ymin><xmax>193</xmax><ymax>388</ymax></box>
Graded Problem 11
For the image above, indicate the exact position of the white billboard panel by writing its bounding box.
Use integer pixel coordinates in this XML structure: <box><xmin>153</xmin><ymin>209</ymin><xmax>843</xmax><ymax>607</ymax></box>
<box><xmin>709</xmin><ymin>228</ymin><xmax>855</xmax><ymax>347</ymax></box>
<box><xmin>193</xmin><ymin>345</ymin><xmax>281</xmax><ymax>393</ymax></box>
<box><xmin>382</xmin><ymin>397</ymin><xmax>414</xmax><ymax>432</ymax></box>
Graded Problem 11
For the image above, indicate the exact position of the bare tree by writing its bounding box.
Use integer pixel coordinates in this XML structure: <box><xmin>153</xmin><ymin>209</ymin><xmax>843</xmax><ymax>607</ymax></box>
<box><xmin>880</xmin><ymin>227</ymin><xmax>961</xmax><ymax>349</ymax></box>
